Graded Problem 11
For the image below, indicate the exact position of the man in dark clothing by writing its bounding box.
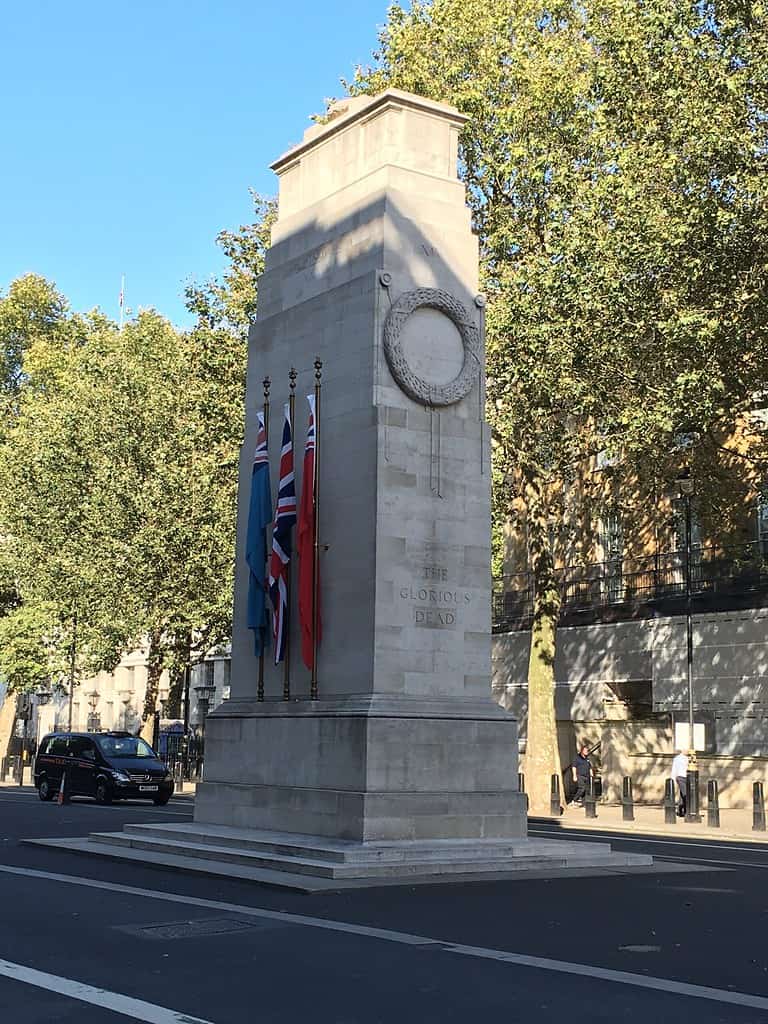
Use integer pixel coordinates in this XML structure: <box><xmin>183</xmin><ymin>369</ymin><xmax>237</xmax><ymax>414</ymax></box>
<box><xmin>570</xmin><ymin>744</ymin><xmax>592</xmax><ymax>806</ymax></box>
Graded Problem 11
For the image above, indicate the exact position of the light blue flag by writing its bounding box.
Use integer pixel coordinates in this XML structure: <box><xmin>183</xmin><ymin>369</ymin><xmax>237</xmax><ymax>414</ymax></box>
<box><xmin>245</xmin><ymin>412</ymin><xmax>272</xmax><ymax>655</ymax></box>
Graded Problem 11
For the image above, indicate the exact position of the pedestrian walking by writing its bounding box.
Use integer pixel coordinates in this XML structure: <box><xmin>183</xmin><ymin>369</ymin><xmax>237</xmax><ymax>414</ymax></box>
<box><xmin>672</xmin><ymin>749</ymin><xmax>688</xmax><ymax>817</ymax></box>
<box><xmin>570</xmin><ymin>743</ymin><xmax>592</xmax><ymax>806</ymax></box>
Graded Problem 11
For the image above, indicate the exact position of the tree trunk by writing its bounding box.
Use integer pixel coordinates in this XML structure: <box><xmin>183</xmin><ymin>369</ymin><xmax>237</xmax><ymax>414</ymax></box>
<box><xmin>140</xmin><ymin>634</ymin><xmax>163</xmax><ymax>744</ymax></box>
<box><xmin>523</xmin><ymin>477</ymin><xmax>563</xmax><ymax>815</ymax></box>
<box><xmin>0</xmin><ymin>691</ymin><xmax>16</xmax><ymax>772</ymax></box>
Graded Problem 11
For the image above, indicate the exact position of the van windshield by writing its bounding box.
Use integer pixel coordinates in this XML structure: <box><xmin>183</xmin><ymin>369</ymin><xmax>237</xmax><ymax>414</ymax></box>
<box><xmin>97</xmin><ymin>736</ymin><xmax>155</xmax><ymax>759</ymax></box>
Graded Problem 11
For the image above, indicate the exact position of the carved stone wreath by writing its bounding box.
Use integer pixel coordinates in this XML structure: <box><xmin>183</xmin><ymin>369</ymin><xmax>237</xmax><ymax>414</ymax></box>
<box><xmin>382</xmin><ymin>288</ymin><xmax>480</xmax><ymax>406</ymax></box>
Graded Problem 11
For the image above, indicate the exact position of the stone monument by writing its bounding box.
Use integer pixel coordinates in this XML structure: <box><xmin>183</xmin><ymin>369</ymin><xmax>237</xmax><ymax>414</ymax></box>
<box><xmin>38</xmin><ymin>91</ymin><xmax>649</xmax><ymax>883</ymax></box>
<box><xmin>195</xmin><ymin>88</ymin><xmax>527</xmax><ymax>846</ymax></box>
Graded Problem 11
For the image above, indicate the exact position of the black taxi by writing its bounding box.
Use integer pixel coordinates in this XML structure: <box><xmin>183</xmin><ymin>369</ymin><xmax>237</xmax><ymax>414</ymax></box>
<box><xmin>34</xmin><ymin>731</ymin><xmax>175</xmax><ymax>806</ymax></box>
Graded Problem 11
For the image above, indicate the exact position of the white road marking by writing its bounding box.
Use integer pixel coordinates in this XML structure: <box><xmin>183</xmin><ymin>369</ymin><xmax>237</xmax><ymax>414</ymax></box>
<box><xmin>528</xmin><ymin>827</ymin><xmax>768</xmax><ymax>856</ymax></box>
<box><xmin>1</xmin><ymin>863</ymin><xmax>768</xmax><ymax>1012</ymax></box>
<box><xmin>651</xmin><ymin>854</ymin><xmax>768</xmax><ymax>869</ymax></box>
<box><xmin>0</xmin><ymin>957</ymin><xmax>213</xmax><ymax>1023</ymax></box>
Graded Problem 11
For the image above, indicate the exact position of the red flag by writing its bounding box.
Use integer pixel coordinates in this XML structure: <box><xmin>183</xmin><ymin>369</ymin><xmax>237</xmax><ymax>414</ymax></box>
<box><xmin>298</xmin><ymin>394</ymin><xmax>321</xmax><ymax>669</ymax></box>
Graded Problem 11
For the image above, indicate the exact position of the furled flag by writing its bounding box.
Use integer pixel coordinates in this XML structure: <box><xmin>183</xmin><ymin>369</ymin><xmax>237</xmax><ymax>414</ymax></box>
<box><xmin>298</xmin><ymin>394</ymin><xmax>321</xmax><ymax>670</ymax></box>
<box><xmin>268</xmin><ymin>404</ymin><xmax>296</xmax><ymax>664</ymax></box>
<box><xmin>245</xmin><ymin>411</ymin><xmax>272</xmax><ymax>655</ymax></box>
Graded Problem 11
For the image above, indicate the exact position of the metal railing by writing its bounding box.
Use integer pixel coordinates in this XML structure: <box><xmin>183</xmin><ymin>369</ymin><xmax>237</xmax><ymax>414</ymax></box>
<box><xmin>159</xmin><ymin>733</ymin><xmax>205</xmax><ymax>783</ymax></box>
<box><xmin>493</xmin><ymin>541</ymin><xmax>768</xmax><ymax>632</ymax></box>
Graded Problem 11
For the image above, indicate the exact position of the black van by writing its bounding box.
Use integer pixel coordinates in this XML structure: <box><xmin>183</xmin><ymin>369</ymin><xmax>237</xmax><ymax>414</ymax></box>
<box><xmin>34</xmin><ymin>731</ymin><xmax>175</xmax><ymax>806</ymax></box>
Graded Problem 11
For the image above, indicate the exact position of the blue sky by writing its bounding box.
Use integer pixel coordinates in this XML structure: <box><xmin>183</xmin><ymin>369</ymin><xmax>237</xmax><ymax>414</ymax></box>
<box><xmin>1</xmin><ymin>0</ymin><xmax>391</xmax><ymax>327</ymax></box>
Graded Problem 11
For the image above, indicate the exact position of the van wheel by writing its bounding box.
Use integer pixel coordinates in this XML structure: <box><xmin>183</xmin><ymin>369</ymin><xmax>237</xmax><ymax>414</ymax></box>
<box><xmin>38</xmin><ymin>779</ymin><xmax>54</xmax><ymax>801</ymax></box>
<box><xmin>95</xmin><ymin>780</ymin><xmax>112</xmax><ymax>805</ymax></box>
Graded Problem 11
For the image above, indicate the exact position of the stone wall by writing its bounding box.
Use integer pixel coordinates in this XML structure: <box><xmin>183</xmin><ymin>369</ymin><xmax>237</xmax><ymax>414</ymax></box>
<box><xmin>494</xmin><ymin>606</ymin><xmax>768</xmax><ymax>807</ymax></box>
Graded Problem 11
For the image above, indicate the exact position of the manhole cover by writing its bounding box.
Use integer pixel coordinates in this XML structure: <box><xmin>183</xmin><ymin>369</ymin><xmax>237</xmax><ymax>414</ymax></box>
<box><xmin>116</xmin><ymin>916</ymin><xmax>279</xmax><ymax>940</ymax></box>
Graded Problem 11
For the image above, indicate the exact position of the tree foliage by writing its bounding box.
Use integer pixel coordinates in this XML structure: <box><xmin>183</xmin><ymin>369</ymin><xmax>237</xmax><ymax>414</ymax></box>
<box><xmin>352</xmin><ymin>0</ymin><xmax>768</xmax><ymax>809</ymax></box>
<box><xmin>0</xmin><ymin>192</ymin><xmax>275</xmax><ymax>722</ymax></box>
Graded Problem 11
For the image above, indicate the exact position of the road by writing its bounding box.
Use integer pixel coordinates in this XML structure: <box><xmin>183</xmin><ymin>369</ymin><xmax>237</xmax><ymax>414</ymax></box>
<box><xmin>1</xmin><ymin>787</ymin><xmax>768</xmax><ymax>1022</ymax></box>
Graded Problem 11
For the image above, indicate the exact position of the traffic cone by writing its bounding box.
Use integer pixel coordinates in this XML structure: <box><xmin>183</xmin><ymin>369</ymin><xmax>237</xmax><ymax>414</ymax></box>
<box><xmin>57</xmin><ymin>772</ymin><xmax>67</xmax><ymax>806</ymax></box>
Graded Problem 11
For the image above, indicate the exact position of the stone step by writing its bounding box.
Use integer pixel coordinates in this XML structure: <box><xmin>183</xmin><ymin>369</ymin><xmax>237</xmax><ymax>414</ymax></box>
<box><xmin>119</xmin><ymin>822</ymin><xmax>611</xmax><ymax>865</ymax></box>
<box><xmin>25</xmin><ymin>836</ymin><xmax>660</xmax><ymax>892</ymax></box>
<box><xmin>90</xmin><ymin>831</ymin><xmax>630</xmax><ymax>879</ymax></box>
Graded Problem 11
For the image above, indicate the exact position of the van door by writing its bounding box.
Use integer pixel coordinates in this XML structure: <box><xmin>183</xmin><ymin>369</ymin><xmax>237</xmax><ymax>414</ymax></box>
<box><xmin>39</xmin><ymin>736</ymin><xmax>67</xmax><ymax>791</ymax></box>
<box><xmin>67</xmin><ymin>736</ymin><xmax>98</xmax><ymax>797</ymax></box>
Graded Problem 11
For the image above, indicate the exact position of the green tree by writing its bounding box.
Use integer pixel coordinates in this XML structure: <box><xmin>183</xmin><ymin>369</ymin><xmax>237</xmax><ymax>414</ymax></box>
<box><xmin>0</xmin><ymin>274</ymin><xmax>70</xmax><ymax>408</ymax></box>
<box><xmin>352</xmin><ymin>0</ymin><xmax>768</xmax><ymax>811</ymax></box>
<box><xmin>0</xmin><ymin>194</ymin><xmax>276</xmax><ymax>736</ymax></box>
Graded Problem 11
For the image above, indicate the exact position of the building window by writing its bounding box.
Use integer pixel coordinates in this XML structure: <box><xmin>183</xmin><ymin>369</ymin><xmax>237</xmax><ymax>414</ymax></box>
<box><xmin>757</xmin><ymin>485</ymin><xmax>768</xmax><ymax>558</ymax></box>
<box><xmin>601</xmin><ymin>512</ymin><xmax>624</xmax><ymax>603</ymax></box>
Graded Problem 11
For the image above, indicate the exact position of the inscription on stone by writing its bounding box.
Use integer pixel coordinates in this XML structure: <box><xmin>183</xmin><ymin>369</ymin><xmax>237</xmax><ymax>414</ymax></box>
<box><xmin>398</xmin><ymin>565</ymin><xmax>471</xmax><ymax>630</ymax></box>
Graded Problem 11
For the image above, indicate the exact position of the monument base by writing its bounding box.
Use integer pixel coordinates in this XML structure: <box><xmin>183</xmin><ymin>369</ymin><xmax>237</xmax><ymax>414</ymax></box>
<box><xmin>193</xmin><ymin>697</ymin><xmax>526</xmax><ymax>841</ymax></box>
<box><xmin>28</xmin><ymin>822</ymin><xmax>653</xmax><ymax>891</ymax></box>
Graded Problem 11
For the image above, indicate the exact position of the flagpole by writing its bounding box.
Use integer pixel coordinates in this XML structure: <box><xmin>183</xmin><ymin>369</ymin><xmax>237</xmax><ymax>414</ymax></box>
<box><xmin>119</xmin><ymin>274</ymin><xmax>125</xmax><ymax>331</ymax></box>
<box><xmin>284</xmin><ymin>367</ymin><xmax>297</xmax><ymax>701</ymax></box>
<box><xmin>257</xmin><ymin>376</ymin><xmax>271</xmax><ymax>702</ymax></box>
<box><xmin>311</xmin><ymin>358</ymin><xmax>322</xmax><ymax>701</ymax></box>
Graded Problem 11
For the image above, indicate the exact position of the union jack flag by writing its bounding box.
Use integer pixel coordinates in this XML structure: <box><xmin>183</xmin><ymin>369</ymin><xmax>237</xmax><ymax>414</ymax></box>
<box><xmin>268</xmin><ymin>403</ymin><xmax>296</xmax><ymax>663</ymax></box>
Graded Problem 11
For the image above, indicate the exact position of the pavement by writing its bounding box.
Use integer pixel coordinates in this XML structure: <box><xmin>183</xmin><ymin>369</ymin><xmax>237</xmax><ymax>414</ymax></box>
<box><xmin>2</xmin><ymin>787</ymin><xmax>768</xmax><ymax>1022</ymax></box>
<box><xmin>546</xmin><ymin>799</ymin><xmax>768</xmax><ymax>842</ymax></box>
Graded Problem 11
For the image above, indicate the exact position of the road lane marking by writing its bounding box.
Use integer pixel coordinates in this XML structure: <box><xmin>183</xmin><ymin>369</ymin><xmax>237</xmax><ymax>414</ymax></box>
<box><xmin>0</xmin><ymin>957</ymin><xmax>213</xmax><ymax>1023</ymax></box>
<box><xmin>651</xmin><ymin>854</ymin><xmax>768</xmax><ymax>869</ymax></box>
<box><xmin>528</xmin><ymin>827</ymin><xmax>768</xmax><ymax>856</ymax></box>
<box><xmin>440</xmin><ymin>945</ymin><xmax>768</xmax><ymax>1011</ymax></box>
<box><xmin>1</xmin><ymin>863</ymin><xmax>767</xmax><ymax>1011</ymax></box>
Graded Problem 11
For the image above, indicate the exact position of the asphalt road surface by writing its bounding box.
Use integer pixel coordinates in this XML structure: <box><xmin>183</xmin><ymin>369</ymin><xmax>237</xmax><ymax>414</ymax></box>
<box><xmin>1</xmin><ymin>787</ymin><xmax>768</xmax><ymax>1023</ymax></box>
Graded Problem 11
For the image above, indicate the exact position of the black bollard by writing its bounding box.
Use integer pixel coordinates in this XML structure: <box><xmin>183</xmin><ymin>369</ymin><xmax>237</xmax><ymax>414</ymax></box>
<box><xmin>585</xmin><ymin>775</ymin><xmax>598</xmax><ymax>819</ymax></box>
<box><xmin>664</xmin><ymin>778</ymin><xmax>677</xmax><ymax>824</ymax></box>
<box><xmin>518</xmin><ymin>772</ymin><xmax>529</xmax><ymax>811</ymax></box>
<box><xmin>753</xmin><ymin>781</ymin><xmax>766</xmax><ymax>832</ymax></box>
<box><xmin>685</xmin><ymin>768</ymin><xmax>702</xmax><ymax>823</ymax></box>
<box><xmin>707</xmin><ymin>779</ymin><xmax>720</xmax><ymax>828</ymax></box>
<box><xmin>622</xmin><ymin>776</ymin><xmax>635</xmax><ymax>822</ymax></box>
<box><xmin>550</xmin><ymin>773</ymin><xmax>561</xmax><ymax>816</ymax></box>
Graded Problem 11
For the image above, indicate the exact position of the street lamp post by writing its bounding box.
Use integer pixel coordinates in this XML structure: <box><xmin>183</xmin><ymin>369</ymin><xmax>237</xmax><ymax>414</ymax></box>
<box><xmin>192</xmin><ymin>682</ymin><xmax>215</xmax><ymax>782</ymax></box>
<box><xmin>194</xmin><ymin>683</ymin><xmax>216</xmax><ymax>739</ymax></box>
<box><xmin>118</xmin><ymin>689</ymin><xmax>133</xmax><ymax>732</ymax></box>
<box><xmin>677</xmin><ymin>467</ymin><xmax>700</xmax><ymax>822</ymax></box>
<box><xmin>85</xmin><ymin>689</ymin><xmax>100</xmax><ymax>732</ymax></box>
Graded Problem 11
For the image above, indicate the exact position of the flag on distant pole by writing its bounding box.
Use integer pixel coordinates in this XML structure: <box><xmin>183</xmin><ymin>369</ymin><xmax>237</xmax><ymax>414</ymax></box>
<box><xmin>268</xmin><ymin>404</ymin><xmax>296</xmax><ymax>664</ymax></box>
<box><xmin>245</xmin><ymin>411</ymin><xmax>272</xmax><ymax>655</ymax></box>
<box><xmin>298</xmin><ymin>394</ymin><xmax>321</xmax><ymax>671</ymax></box>
<box><xmin>119</xmin><ymin>275</ymin><xmax>125</xmax><ymax>330</ymax></box>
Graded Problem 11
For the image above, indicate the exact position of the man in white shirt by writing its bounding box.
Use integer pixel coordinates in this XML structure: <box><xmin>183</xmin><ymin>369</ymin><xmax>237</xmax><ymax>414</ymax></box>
<box><xmin>672</xmin><ymin>750</ymin><xmax>688</xmax><ymax>817</ymax></box>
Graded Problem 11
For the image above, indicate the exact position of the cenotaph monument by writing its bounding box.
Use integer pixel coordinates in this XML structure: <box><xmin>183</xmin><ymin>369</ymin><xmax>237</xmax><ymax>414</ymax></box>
<box><xmin>196</xmin><ymin>88</ymin><xmax>527</xmax><ymax>848</ymax></box>
<box><xmin>38</xmin><ymin>90</ymin><xmax>648</xmax><ymax>882</ymax></box>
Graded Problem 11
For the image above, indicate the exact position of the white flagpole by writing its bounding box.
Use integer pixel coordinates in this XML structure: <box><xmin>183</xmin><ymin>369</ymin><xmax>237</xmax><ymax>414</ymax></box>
<box><xmin>119</xmin><ymin>275</ymin><xmax>125</xmax><ymax>330</ymax></box>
